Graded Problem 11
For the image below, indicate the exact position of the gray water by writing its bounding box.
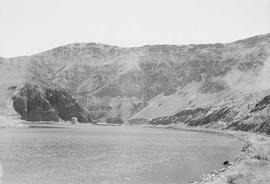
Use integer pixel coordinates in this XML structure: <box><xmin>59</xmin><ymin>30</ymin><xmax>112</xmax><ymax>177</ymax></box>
<box><xmin>0</xmin><ymin>125</ymin><xmax>241</xmax><ymax>184</ymax></box>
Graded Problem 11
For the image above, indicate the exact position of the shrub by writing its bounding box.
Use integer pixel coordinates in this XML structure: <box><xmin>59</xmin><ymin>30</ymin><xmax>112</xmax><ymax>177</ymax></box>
<box><xmin>241</xmin><ymin>142</ymin><xmax>253</xmax><ymax>152</ymax></box>
<box><xmin>252</xmin><ymin>154</ymin><xmax>268</xmax><ymax>161</ymax></box>
<box><xmin>227</xmin><ymin>176</ymin><xmax>237</xmax><ymax>184</ymax></box>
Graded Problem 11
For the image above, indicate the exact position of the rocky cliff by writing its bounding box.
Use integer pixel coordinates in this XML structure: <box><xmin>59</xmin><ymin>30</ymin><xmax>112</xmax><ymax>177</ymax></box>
<box><xmin>12</xmin><ymin>83</ymin><xmax>91</xmax><ymax>122</ymax></box>
<box><xmin>1</xmin><ymin>33</ymin><xmax>270</xmax><ymax>129</ymax></box>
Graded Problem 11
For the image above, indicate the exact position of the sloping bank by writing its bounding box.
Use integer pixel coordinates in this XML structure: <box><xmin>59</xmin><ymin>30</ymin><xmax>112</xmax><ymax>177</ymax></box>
<box><xmin>146</xmin><ymin>96</ymin><xmax>270</xmax><ymax>184</ymax></box>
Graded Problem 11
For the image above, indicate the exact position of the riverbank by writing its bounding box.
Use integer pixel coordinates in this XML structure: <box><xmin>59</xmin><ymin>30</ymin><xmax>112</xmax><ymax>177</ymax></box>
<box><xmin>146</xmin><ymin>124</ymin><xmax>270</xmax><ymax>184</ymax></box>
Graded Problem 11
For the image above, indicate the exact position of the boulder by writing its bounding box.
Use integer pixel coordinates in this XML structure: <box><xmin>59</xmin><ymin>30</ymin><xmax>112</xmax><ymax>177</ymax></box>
<box><xmin>12</xmin><ymin>83</ymin><xmax>91</xmax><ymax>123</ymax></box>
<box><xmin>71</xmin><ymin>117</ymin><xmax>78</xmax><ymax>124</ymax></box>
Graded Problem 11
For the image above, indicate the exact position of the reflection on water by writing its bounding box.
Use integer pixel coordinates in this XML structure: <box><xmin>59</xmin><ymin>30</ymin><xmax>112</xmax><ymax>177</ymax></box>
<box><xmin>0</xmin><ymin>126</ymin><xmax>241</xmax><ymax>184</ymax></box>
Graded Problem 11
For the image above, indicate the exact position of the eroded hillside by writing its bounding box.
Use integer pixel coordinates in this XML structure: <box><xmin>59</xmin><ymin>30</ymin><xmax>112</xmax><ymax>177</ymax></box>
<box><xmin>1</xmin><ymin>34</ymin><xmax>270</xmax><ymax>126</ymax></box>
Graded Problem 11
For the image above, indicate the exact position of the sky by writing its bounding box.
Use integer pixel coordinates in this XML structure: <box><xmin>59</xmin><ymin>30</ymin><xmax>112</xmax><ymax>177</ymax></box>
<box><xmin>0</xmin><ymin>0</ymin><xmax>269</xmax><ymax>57</ymax></box>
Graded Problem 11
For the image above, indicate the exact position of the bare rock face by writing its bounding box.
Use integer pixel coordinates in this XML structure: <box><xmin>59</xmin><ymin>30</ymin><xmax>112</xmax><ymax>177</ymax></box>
<box><xmin>12</xmin><ymin>84</ymin><xmax>59</xmax><ymax>121</ymax></box>
<box><xmin>12</xmin><ymin>83</ymin><xmax>91</xmax><ymax>122</ymax></box>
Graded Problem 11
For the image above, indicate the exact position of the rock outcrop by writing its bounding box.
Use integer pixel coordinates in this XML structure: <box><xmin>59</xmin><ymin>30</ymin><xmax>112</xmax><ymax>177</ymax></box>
<box><xmin>12</xmin><ymin>83</ymin><xmax>91</xmax><ymax>122</ymax></box>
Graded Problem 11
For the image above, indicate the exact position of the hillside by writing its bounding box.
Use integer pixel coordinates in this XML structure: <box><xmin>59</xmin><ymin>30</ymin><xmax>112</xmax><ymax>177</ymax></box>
<box><xmin>1</xmin><ymin>33</ymin><xmax>270</xmax><ymax>130</ymax></box>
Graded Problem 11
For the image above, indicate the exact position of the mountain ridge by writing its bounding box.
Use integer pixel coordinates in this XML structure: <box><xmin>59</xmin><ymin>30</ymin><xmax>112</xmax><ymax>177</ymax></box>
<box><xmin>2</xmin><ymin>33</ymin><xmax>269</xmax><ymax>59</ymax></box>
<box><xmin>1</xmin><ymin>33</ymin><xmax>270</xmax><ymax>129</ymax></box>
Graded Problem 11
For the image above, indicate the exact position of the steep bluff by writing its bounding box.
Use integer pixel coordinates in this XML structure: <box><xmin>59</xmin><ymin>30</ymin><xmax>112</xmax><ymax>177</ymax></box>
<box><xmin>12</xmin><ymin>83</ymin><xmax>91</xmax><ymax>122</ymax></box>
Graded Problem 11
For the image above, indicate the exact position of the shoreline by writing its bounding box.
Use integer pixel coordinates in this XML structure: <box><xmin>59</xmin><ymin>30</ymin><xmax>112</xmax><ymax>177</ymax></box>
<box><xmin>146</xmin><ymin>124</ymin><xmax>270</xmax><ymax>184</ymax></box>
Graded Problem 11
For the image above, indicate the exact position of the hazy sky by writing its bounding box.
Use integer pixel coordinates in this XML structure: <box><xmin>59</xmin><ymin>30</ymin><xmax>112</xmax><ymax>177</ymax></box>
<box><xmin>0</xmin><ymin>0</ymin><xmax>269</xmax><ymax>57</ymax></box>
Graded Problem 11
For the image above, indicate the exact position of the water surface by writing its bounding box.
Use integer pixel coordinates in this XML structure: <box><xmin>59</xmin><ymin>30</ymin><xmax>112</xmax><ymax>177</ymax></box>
<box><xmin>0</xmin><ymin>125</ymin><xmax>241</xmax><ymax>184</ymax></box>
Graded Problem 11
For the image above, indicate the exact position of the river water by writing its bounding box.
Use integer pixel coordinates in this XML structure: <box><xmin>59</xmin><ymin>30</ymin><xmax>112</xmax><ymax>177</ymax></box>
<box><xmin>0</xmin><ymin>125</ymin><xmax>241</xmax><ymax>184</ymax></box>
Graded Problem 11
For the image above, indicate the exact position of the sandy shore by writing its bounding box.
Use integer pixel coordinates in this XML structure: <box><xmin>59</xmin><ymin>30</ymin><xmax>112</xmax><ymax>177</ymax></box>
<box><xmin>145</xmin><ymin>124</ymin><xmax>270</xmax><ymax>184</ymax></box>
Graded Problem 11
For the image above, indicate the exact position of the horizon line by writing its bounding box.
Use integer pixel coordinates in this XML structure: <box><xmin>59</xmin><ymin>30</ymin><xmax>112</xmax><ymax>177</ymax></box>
<box><xmin>2</xmin><ymin>32</ymin><xmax>269</xmax><ymax>59</ymax></box>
